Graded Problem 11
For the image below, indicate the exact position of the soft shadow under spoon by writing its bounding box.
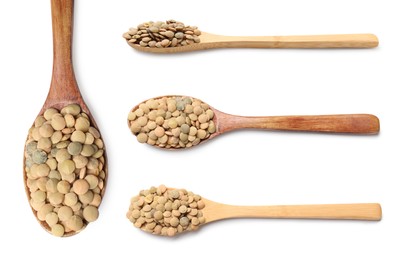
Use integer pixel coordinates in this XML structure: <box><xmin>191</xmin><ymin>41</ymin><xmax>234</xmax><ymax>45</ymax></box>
<box><xmin>128</xmin><ymin>95</ymin><xmax>380</xmax><ymax>149</ymax></box>
<box><xmin>23</xmin><ymin>0</ymin><xmax>107</xmax><ymax>237</ymax></box>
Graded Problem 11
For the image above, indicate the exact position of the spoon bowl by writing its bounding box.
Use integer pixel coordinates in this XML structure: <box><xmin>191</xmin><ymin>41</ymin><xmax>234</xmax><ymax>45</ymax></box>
<box><xmin>128</xmin><ymin>95</ymin><xmax>380</xmax><ymax>149</ymax></box>
<box><xmin>23</xmin><ymin>0</ymin><xmax>107</xmax><ymax>237</ymax></box>
<box><xmin>127</xmin><ymin>31</ymin><xmax>379</xmax><ymax>53</ymax></box>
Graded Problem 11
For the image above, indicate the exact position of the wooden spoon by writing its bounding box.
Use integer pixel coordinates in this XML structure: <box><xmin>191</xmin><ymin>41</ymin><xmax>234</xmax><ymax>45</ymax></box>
<box><xmin>23</xmin><ymin>0</ymin><xmax>107</xmax><ymax>236</ymax></box>
<box><xmin>202</xmin><ymin>199</ymin><xmax>382</xmax><ymax>223</ymax></box>
<box><xmin>127</xmin><ymin>32</ymin><xmax>379</xmax><ymax>53</ymax></box>
<box><xmin>128</xmin><ymin>187</ymin><xmax>381</xmax><ymax>236</ymax></box>
<box><xmin>129</xmin><ymin>96</ymin><xmax>379</xmax><ymax>149</ymax></box>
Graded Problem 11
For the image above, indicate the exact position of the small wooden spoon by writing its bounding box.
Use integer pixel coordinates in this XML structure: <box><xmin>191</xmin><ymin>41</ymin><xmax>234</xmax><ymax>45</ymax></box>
<box><xmin>202</xmin><ymin>199</ymin><xmax>382</xmax><ymax>223</ymax></box>
<box><xmin>127</xmin><ymin>32</ymin><xmax>379</xmax><ymax>53</ymax></box>
<box><xmin>23</xmin><ymin>0</ymin><xmax>107</xmax><ymax>236</ymax></box>
<box><xmin>129</xmin><ymin>96</ymin><xmax>379</xmax><ymax>149</ymax></box>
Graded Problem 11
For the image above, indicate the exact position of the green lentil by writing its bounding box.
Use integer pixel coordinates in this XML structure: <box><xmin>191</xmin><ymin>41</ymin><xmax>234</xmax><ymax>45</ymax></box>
<box><xmin>81</xmin><ymin>144</ymin><xmax>95</xmax><ymax>157</ymax></box>
<box><xmin>35</xmin><ymin>116</ymin><xmax>46</xmax><ymax>127</ymax></box>
<box><xmin>24</xmin><ymin>104</ymin><xmax>106</xmax><ymax>237</ymax></box>
<box><xmin>51</xmin><ymin>115</ymin><xmax>66</xmax><ymax>131</ymax></box>
<box><xmin>36</xmin><ymin>164</ymin><xmax>50</xmax><ymax>177</ymax></box>
<box><xmin>39</xmin><ymin>124</ymin><xmax>54</xmax><ymax>138</ymax></box>
<box><xmin>79</xmin><ymin>190</ymin><xmax>94</xmax><ymax>204</ymax></box>
<box><xmin>137</xmin><ymin>133</ymin><xmax>148</xmax><ymax>143</ymax></box>
<box><xmin>45</xmin><ymin>212</ymin><xmax>59</xmax><ymax>227</ymax></box>
<box><xmin>65</xmin><ymin>215</ymin><xmax>84</xmax><ymax>231</ymax></box>
<box><xmin>127</xmin><ymin>185</ymin><xmax>205</xmax><ymax>236</ymax></box>
<box><xmin>48</xmin><ymin>192</ymin><xmax>64</xmax><ymax>205</ymax></box>
<box><xmin>85</xmin><ymin>133</ymin><xmax>95</xmax><ymax>145</ymax></box>
<box><xmin>128</xmin><ymin>96</ymin><xmax>215</xmax><ymax>149</ymax></box>
<box><xmin>75</xmin><ymin>117</ymin><xmax>90</xmax><ymax>132</ymax></box>
<box><xmin>37</xmin><ymin>204</ymin><xmax>54</xmax><ymax>221</ymax></box>
<box><xmin>64</xmin><ymin>114</ymin><xmax>75</xmax><ymax>128</ymax></box>
<box><xmin>31</xmin><ymin>190</ymin><xmax>46</xmax><ymax>202</ymax></box>
<box><xmin>58</xmin><ymin>206</ymin><xmax>73</xmax><ymax>221</ymax></box>
<box><xmin>46</xmin><ymin>178</ymin><xmax>59</xmax><ymax>193</ymax></box>
<box><xmin>67</xmin><ymin>142</ymin><xmax>83</xmax><ymax>155</ymax></box>
<box><xmin>55</xmin><ymin>149</ymin><xmax>71</xmax><ymax>163</ymax></box>
<box><xmin>37</xmin><ymin>137</ymin><xmax>52</xmax><ymax>151</ymax></box>
<box><xmin>58</xmin><ymin>160</ymin><xmax>75</xmax><ymax>175</ymax></box>
<box><xmin>64</xmin><ymin>192</ymin><xmax>78</xmax><ymax>207</ymax></box>
<box><xmin>32</xmin><ymin>150</ymin><xmax>48</xmax><ymax>164</ymax></box>
<box><xmin>73</xmin><ymin>179</ymin><xmax>89</xmax><ymax>195</ymax></box>
<box><xmin>36</xmin><ymin>177</ymin><xmax>48</xmax><ymax>191</ymax></box>
<box><xmin>44</xmin><ymin>108</ymin><xmax>58</xmax><ymax>121</ymax></box>
<box><xmin>83</xmin><ymin>205</ymin><xmax>99</xmax><ymax>222</ymax></box>
<box><xmin>51</xmin><ymin>224</ymin><xmax>65</xmax><ymax>237</ymax></box>
<box><xmin>71</xmin><ymin>130</ymin><xmax>86</xmax><ymax>143</ymax></box>
<box><xmin>124</xmin><ymin>20</ymin><xmax>201</xmax><ymax>49</ymax></box>
<box><xmin>73</xmin><ymin>155</ymin><xmax>88</xmax><ymax>168</ymax></box>
<box><xmin>57</xmin><ymin>180</ymin><xmax>71</xmax><ymax>194</ymax></box>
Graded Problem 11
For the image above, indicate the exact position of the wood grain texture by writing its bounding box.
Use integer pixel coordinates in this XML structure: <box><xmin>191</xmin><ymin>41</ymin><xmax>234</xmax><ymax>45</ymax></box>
<box><xmin>127</xmin><ymin>32</ymin><xmax>379</xmax><ymax>53</ymax></box>
<box><xmin>23</xmin><ymin>0</ymin><xmax>107</xmax><ymax>237</ymax></box>
<box><xmin>202</xmin><ymin>199</ymin><xmax>382</xmax><ymax>222</ymax></box>
<box><xmin>43</xmin><ymin>0</ymin><xmax>85</xmax><ymax>113</ymax></box>
<box><xmin>213</xmin><ymin>110</ymin><xmax>380</xmax><ymax>135</ymax></box>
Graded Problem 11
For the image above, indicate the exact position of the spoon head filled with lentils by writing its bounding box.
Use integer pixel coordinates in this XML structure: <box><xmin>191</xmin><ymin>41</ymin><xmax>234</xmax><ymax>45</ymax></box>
<box><xmin>123</xmin><ymin>20</ymin><xmax>203</xmax><ymax>53</ymax></box>
<box><xmin>127</xmin><ymin>185</ymin><xmax>206</xmax><ymax>236</ymax></box>
<box><xmin>24</xmin><ymin>104</ymin><xmax>106</xmax><ymax>237</ymax></box>
<box><xmin>128</xmin><ymin>96</ymin><xmax>217</xmax><ymax>149</ymax></box>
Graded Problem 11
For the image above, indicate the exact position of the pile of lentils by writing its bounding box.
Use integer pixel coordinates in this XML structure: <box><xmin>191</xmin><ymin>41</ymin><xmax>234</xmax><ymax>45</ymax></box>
<box><xmin>128</xmin><ymin>96</ymin><xmax>216</xmax><ymax>149</ymax></box>
<box><xmin>24</xmin><ymin>104</ymin><xmax>106</xmax><ymax>237</ymax></box>
<box><xmin>127</xmin><ymin>185</ymin><xmax>206</xmax><ymax>236</ymax></box>
<box><xmin>123</xmin><ymin>20</ymin><xmax>201</xmax><ymax>48</ymax></box>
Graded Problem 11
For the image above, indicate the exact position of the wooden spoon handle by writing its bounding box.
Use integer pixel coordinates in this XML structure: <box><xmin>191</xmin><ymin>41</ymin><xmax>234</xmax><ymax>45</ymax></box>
<box><xmin>219</xmin><ymin>114</ymin><xmax>379</xmax><ymax>134</ymax></box>
<box><xmin>206</xmin><ymin>202</ymin><xmax>382</xmax><ymax>222</ymax></box>
<box><xmin>46</xmin><ymin>0</ymin><xmax>82</xmax><ymax>107</ymax></box>
<box><xmin>214</xmin><ymin>34</ymin><xmax>378</xmax><ymax>48</ymax></box>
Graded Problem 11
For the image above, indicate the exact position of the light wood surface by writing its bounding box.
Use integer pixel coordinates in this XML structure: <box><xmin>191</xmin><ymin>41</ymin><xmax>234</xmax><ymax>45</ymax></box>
<box><xmin>202</xmin><ymin>199</ymin><xmax>382</xmax><ymax>222</ymax></box>
<box><xmin>127</xmin><ymin>32</ymin><xmax>379</xmax><ymax>53</ymax></box>
<box><xmin>23</xmin><ymin>0</ymin><xmax>107</xmax><ymax>237</ymax></box>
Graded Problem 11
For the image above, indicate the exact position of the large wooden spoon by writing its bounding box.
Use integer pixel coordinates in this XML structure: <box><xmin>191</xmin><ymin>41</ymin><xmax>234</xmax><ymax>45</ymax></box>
<box><xmin>127</xmin><ymin>32</ymin><xmax>379</xmax><ymax>53</ymax></box>
<box><xmin>23</xmin><ymin>0</ymin><xmax>107</xmax><ymax>236</ymax></box>
<box><xmin>128</xmin><ymin>96</ymin><xmax>380</xmax><ymax>149</ymax></box>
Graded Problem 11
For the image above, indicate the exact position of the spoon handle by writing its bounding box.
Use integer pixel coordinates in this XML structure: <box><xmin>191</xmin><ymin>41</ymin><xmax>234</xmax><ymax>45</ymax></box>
<box><xmin>45</xmin><ymin>0</ymin><xmax>82</xmax><ymax>108</ymax></box>
<box><xmin>213</xmin><ymin>34</ymin><xmax>378</xmax><ymax>48</ymax></box>
<box><xmin>205</xmin><ymin>202</ymin><xmax>382</xmax><ymax>222</ymax></box>
<box><xmin>219</xmin><ymin>114</ymin><xmax>379</xmax><ymax>134</ymax></box>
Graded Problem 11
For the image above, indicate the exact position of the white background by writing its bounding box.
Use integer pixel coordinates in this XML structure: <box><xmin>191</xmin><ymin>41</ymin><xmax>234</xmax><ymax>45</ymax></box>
<box><xmin>0</xmin><ymin>0</ymin><xmax>396</xmax><ymax>259</ymax></box>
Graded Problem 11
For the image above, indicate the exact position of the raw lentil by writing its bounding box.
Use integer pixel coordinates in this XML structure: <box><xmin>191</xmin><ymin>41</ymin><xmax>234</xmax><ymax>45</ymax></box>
<box><xmin>128</xmin><ymin>96</ymin><xmax>215</xmax><ymax>149</ymax></box>
<box><xmin>124</xmin><ymin>20</ymin><xmax>201</xmax><ymax>49</ymax></box>
<box><xmin>127</xmin><ymin>185</ymin><xmax>206</xmax><ymax>236</ymax></box>
<box><xmin>24</xmin><ymin>104</ymin><xmax>106</xmax><ymax>237</ymax></box>
<box><xmin>51</xmin><ymin>224</ymin><xmax>65</xmax><ymax>237</ymax></box>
